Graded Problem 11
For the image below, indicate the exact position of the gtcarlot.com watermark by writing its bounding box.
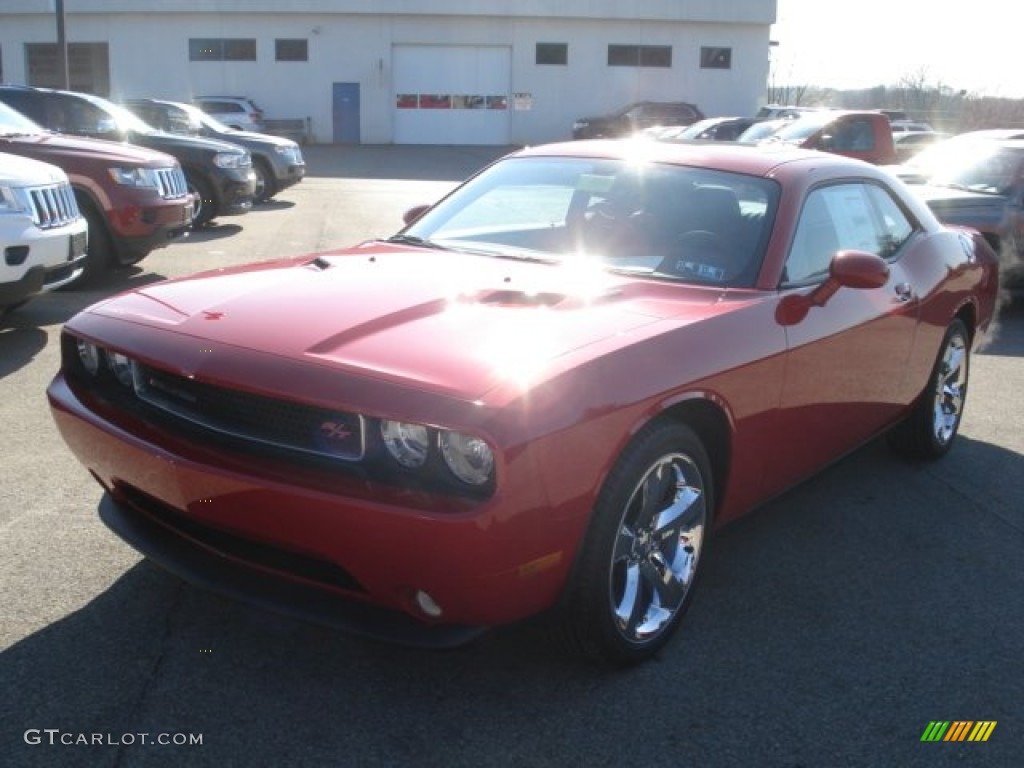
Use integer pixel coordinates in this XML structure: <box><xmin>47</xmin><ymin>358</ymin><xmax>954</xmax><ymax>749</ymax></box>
<box><xmin>24</xmin><ymin>729</ymin><xmax>202</xmax><ymax>747</ymax></box>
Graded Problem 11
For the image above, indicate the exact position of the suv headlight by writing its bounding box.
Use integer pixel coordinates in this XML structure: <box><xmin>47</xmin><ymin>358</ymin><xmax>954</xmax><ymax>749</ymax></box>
<box><xmin>0</xmin><ymin>185</ymin><xmax>29</xmax><ymax>215</ymax></box>
<box><xmin>108</xmin><ymin>167</ymin><xmax>158</xmax><ymax>187</ymax></box>
<box><xmin>439</xmin><ymin>430</ymin><xmax>494</xmax><ymax>486</ymax></box>
<box><xmin>213</xmin><ymin>152</ymin><xmax>251</xmax><ymax>169</ymax></box>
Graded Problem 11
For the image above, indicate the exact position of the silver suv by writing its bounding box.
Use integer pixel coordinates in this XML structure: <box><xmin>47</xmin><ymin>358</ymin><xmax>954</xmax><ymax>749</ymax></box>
<box><xmin>193</xmin><ymin>96</ymin><xmax>265</xmax><ymax>132</ymax></box>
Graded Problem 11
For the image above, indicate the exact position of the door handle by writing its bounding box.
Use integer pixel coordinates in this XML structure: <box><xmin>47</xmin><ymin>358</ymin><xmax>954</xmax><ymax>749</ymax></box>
<box><xmin>894</xmin><ymin>282</ymin><xmax>914</xmax><ymax>302</ymax></box>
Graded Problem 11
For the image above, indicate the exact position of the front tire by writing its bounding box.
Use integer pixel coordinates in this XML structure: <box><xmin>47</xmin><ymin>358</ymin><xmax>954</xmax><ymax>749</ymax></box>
<box><xmin>186</xmin><ymin>173</ymin><xmax>217</xmax><ymax>228</ymax></box>
<box><xmin>554</xmin><ymin>422</ymin><xmax>713</xmax><ymax>665</ymax></box>
<box><xmin>889</xmin><ymin>318</ymin><xmax>970</xmax><ymax>459</ymax></box>
<box><xmin>252</xmin><ymin>158</ymin><xmax>276</xmax><ymax>203</ymax></box>
<box><xmin>72</xmin><ymin>196</ymin><xmax>114</xmax><ymax>285</ymax></box>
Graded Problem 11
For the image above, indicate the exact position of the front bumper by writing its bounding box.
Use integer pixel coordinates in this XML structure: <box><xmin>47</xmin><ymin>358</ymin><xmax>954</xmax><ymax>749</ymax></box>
<box><xmin>213</xmin><ymin>169</ymin><xmax>257</xmax><ymax>216</ymax></box>
<box><xmin>47</xmin><ymin>371</ymin><xmax>575</xmax><ymax>638</ymax></box>
<box><xmin>109</xmin><ymin>196</ymin><xmax>194</xmax><ymax>262</ymax></box>
<box><xmin>97</xmin><ymin>492</ymin><xmax>484</xmax><ymax>647</ymax></box>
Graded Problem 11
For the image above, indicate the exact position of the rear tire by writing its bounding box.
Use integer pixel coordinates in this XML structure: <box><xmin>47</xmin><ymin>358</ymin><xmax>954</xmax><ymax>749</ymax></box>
<box><xmin>889</xmin><ymin>318</ymin><xmax>970</xmax><ymax>459</ymax></box>
<box><xmin>552</xmin><ymin>421</ymin><xmax>713</xmax><ymax>665</ymax></box>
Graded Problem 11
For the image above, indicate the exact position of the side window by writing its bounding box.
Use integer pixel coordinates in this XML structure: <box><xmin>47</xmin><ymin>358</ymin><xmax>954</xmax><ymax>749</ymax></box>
<box><xmin>785</xmin><ymin>183</ymin><xmax>915</xmax><ymax>285</ymax></box>
<box><xmin>832</xmin><ymin>118</ymin><xmax>875</xmax><ymax>151</ymax></box>
<box><xmin>864</xmin><ymin>185</ymin><xmax>915</xmax><ymax>258</ymax></box>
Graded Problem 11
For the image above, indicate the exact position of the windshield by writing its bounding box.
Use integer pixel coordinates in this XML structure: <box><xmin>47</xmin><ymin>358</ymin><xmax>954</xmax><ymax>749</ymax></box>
<box><xmin>910</xmin><ymin>141</ymin><xmax>1023</xmax><ymax>195</ymax></box>
<box><xmin>76</xmin><ymin>92</ymin><xmax>156</xmax><ymax>134</ymax></box>
<box><xmin>399</xmin><ymin>155</ymin><xmax>779</xmax><ymax>288</ymax></box>
<box><xmin>770</xmin><ymin>113</ymin><xmax>839</xmax><ymax>142</ymax></box>
<box><xmin>177</xmin><ymin>102</ymin><xmax>233</xmax><ymax>132</ymax></box>
<box><xmin>0</xmin><ymin>100</ymin><xmax>44</xmax><ymax>135</ymax></box>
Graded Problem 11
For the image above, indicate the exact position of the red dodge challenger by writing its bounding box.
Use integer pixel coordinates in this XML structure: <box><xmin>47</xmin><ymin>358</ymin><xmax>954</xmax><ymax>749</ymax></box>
<box><xmin>48</xmin><ymin>141</ymin><xmax>999</xmax><ymax>665</ymax></box>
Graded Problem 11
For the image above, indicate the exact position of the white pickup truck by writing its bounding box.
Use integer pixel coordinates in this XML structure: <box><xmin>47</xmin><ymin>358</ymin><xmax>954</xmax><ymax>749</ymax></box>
<box><xmin>1</xmin><ymin>152</ymin><xmax>88</xmax><ymax>315</ymax></box>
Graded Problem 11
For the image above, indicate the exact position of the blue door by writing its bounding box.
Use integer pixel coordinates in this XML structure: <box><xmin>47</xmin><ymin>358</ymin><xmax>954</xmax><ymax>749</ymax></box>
<box><xmin>332</xmin><ymin>82</ymin><xmax>360</xmax><ymax>144</ymax></box>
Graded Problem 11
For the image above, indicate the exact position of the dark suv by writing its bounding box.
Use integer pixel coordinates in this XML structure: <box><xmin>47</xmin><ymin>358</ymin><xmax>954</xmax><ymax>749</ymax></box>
<box><xmin>0</xmin><ymin>86</ymin><xmax>256</xmax><ymax>227</ymax></box>
<box><xmin>124</xmin><ymin>99</ymin><xmax>305</xmax><ymax>203</ymax></box>
<box><xmin>572</xmin><ymin>101</ymin><xmax>704</xmax><ymax>140</ymax></box>
<box><xmin>0</xmin><ymin>100</ymin><xmax>192</xmax><ymax>281</ymax></box>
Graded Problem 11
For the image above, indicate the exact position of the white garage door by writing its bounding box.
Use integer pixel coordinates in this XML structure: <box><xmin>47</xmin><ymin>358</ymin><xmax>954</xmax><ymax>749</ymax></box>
<box><xmin>393</xmin><ymin>45</ymin><xmax>511</xmax><ymax>145</ymax></box>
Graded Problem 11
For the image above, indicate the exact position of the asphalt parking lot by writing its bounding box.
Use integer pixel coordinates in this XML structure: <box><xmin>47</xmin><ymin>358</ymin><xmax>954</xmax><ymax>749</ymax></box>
<box><xmin>1</xmin><ymin>144</ymin><xmax>1022</xmax><ymax>768</ymax></box>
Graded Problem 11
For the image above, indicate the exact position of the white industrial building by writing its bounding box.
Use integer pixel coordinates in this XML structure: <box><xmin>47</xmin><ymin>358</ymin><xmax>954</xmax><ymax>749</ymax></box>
<box><xmin>0</xmin><ymin>0</ymin><xmax>777</xmax><ymax>145</ymax></box>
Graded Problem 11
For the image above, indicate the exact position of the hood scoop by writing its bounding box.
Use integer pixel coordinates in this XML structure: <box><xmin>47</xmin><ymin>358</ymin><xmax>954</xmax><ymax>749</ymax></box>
<box><xmin>477</xmin><ymin>289</ymin><xmax>567</xmax><ymax>307</ymax></box>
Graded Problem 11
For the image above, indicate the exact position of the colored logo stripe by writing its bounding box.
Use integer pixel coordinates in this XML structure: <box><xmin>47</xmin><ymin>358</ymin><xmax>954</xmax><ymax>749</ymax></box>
<box><xmin>968</xmin><ymin>722</ymin><xmax>997</xmax><ymax>742</ymax></box>
<box><xmin>921</xmin><ymin>722</ymin><xmax>949</xmax><ymax>741</ymax></box>
<box><xmin>920</xmin><ymin>721</ymin><xmax>996</xmax><ymax>742</ymax></box>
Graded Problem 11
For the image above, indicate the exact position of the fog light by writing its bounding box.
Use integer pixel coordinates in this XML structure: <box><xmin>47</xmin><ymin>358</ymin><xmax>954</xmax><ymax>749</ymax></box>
<box><xmin>76</xmin><ymin>339</ymin><xmax>101</xmax><ymax>376</ymax></box>
<box><xmin>414</xmin><ymin>589</ymin><xmax>443</xmax><ymax>619</ymax></box>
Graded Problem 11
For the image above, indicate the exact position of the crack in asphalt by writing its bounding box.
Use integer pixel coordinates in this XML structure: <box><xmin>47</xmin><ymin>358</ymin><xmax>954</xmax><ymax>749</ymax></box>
<box><xmin>110</xmin><ymin>579</ymin><xmax>185</xmax><ymax>768</ymax></box>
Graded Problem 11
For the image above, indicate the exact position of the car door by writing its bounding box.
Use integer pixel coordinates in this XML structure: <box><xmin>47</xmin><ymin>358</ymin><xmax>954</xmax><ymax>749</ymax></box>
<box><xmin>765</xmin><ymin>181</ymin><xmax>921</xmax><ymax>493</ymax></box>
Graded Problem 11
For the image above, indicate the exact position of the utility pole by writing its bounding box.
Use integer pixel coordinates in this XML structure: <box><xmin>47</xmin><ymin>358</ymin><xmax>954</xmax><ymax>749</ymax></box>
<box><xmin>56</xmin><ymin>0</ymin><xmax>70</xmax><ymax>89</ymax></box>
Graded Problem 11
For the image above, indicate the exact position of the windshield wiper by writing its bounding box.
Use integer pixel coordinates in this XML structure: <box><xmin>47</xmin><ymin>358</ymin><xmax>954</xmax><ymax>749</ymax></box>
<box><xmin>382</xmin><ymin>234</ymin><xmax>447</xmax><ymax>249</ymax></box>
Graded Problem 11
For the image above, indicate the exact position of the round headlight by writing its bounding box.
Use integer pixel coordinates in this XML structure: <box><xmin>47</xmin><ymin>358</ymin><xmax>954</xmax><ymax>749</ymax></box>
<box><xmin>107</xmin><ymin>352</ymin><xmax>134</xmax><ymax>387</ymax></box>
<box><xmin>381</xmin><ymin>420</ymin><xmax>429</xmax><ymax>468</ymax></box>
<box><xmin>76</xmin><ymin>339</ymin><xmax>101</xmax><ymax>376</ymax></box>
<box><xmin>439</xmin><ymin>431</ymin><xmax>494</xmax><ymax>486</ymax></box>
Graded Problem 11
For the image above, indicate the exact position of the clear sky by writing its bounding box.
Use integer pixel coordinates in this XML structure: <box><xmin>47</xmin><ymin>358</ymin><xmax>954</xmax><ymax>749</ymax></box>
<box><xmin>771</xmin><ymin>0</ymin><xmax>1021</xmax><ymax>98</ymax></box>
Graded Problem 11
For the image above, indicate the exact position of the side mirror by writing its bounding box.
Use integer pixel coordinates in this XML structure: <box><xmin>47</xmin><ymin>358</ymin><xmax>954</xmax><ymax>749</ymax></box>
<box><xmin>776</xmin><ymin>250</ymin><xmax>890</xmax><ymax>325</ymax></box>
<box><xmin>402</xmin><ymin>204</ymin><xmax>431</xmax><ymax>225</ymax></box>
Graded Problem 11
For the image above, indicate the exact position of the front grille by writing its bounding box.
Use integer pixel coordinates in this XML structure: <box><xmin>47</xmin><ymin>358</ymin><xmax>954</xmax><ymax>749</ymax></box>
<box><xmin>27</xmin><ymin>182</ymin><xmax>80</xmax><ymax>229</ymax></box>
<box><xmin>154</xmin><ymin>167</ymin><xmax>188</xmax><ymax>199</ymax></box>
<box><xmin>133</xmin><ymin>362</ymin><xmax>365</xmax><ymax>462</ymax></box>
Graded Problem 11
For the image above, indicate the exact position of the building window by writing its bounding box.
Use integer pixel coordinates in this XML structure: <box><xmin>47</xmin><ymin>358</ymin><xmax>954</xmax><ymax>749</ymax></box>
<box><xmin>25</xmin><ymin>42</ymin><xmax>110</xmax><ymax>95</ymax></box>
<box><xmin>188</xmin><ymin>38</ymin><xmax>257</xmax><ymax>62</ymax></box>
<box><xmin>536</xmin><ymin>43</ymin><xmax>567</xmax><ymax>66</ymax></box>
<box><xmin>607</xmin><ymin>45</ymin><xmax>672</xmax><ymax>68</ymax></box>
<box><xmin>275</xmin><ymin>39</ymin><xmax>308</xmax><ymax>62</ymax></box>
<box><xmin>700</xmin><ymin>47</ymin><xmax>732</xmax><ymax>69</ymax></box>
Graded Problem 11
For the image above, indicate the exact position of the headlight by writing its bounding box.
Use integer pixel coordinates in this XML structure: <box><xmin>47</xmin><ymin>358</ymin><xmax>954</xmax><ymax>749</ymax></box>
<box><xmin>381</xmin><ymin>420</ymin><xmax>430</xmax><ymax>468</ymax></box>
<box><xmin>213</xmin><ymin>152</ymin><xmax>251</xmax><ymax>169</ymax></box>
<box><xmin>107</xmin><ymin>352</ymin><xmax>134</xmax><ymax>387</ymax></box>
<box><xmin>0</xmin><ymin>185</ymin><xmax>29</xmax><ymax>215</ymax></box>
<box><xmin>439</xmin><ymin>430</ymin><xmax>494</xmax><ymax>486</ymax></box>
<box><xmin>76</xmin><ymin>339</ymin><xmax>101</xmax><ymax>376</ymax></box>
<box><xmin>108</xmin><ymin>167</ymin><xmax>158</xmax><ymax>187</ymax></box>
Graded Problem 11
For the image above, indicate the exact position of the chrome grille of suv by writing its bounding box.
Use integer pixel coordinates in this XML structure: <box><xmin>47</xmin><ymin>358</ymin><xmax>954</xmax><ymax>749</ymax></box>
<box><xmin>27</xmin><ymin>182</ymin><xmax>80</xmax><ymax>229</ymax></box>
<box><xmin>154</xmin><ymin>167</ymin><xmax>188</xmax><ymax>199</ymax></box>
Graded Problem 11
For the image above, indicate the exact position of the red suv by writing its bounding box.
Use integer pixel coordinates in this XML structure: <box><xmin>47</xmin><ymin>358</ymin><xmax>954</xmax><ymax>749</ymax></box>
<box><xmin>0</xmin><ymin>100</ymin><xmax>193</xmax><ymax>281</ymax></box>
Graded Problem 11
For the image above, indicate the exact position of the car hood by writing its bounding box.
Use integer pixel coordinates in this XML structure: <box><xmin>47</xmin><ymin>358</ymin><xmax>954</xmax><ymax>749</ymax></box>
<box><xmin>0</xmin><ymin>131</ymin><xmax>177</xmax><ymax>168</ymax></box>
<box><xmin>206</xmin><ymin>128</ymin><xmax>294</xmax><ymax>149</ymax></box>
<box><xmin>84</xmin><ymin>245</ymin><xmax>724</xmax><ymax>401</ymax></box>
<box><xmin>130</xmin><ymin>129</ymin><xmax>247</xmax><ymax>156</ymax></box>
<box><xmin>913</xmin><ymin>185</ymin><xmax>1009</xmax><ymax>232</ymax></box>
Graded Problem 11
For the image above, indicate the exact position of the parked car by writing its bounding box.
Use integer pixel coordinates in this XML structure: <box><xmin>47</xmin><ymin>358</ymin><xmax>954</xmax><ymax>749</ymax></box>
<box><xmin>124</xmin><ymin>98</ymin><xmax>305</xmax><ymax>203</ymax></box>
<box><xmin>755</xmin><ymin>104</ymin><xmax>819</xmax><ymax>119</ymax></box>
<box><xmin>899</xmin><ymin>137</ymin><xmax>1024</xmax><ymax>291</ymax></box>
<box><xmin>49</xmin><ymin>140</ymin><xmax>998</xmax><ymax>665</ymax></box>
<box><xmin>572</xmin><ymin>101</ymin><xmax>704</xmax><ymax>139</ymax></box>
<box><xmin>736</xmin><ymin>118</ymin><xmax>797</xmax><ymax>143</ymax></box>
<box><xmin>890</xmin><ymin>120</ymin><xmax>933</xmax><ymax>133</ymax></box>
<box><xmin>1</xmin><ymin>152</ymin><xmax>87</xmax><ymax>312</ymax></box>
<box><xmin>0</xmin><ymin>85</ymin><xmax>255</xmax><ymax>228</ymax></box>
<box><xmin>193</xmin><ymin>96</ymin><xmax>266</xmax><ymax>132</ymax></box>
<box><xmin>759</xmin><ymin>110</ymin><xmax>898</xmax><ymax>165</ymax></box>
<box><xmin>657</xmin><ymin>116</ymin><xmax>758</xmax><ymax>142</ymax></box>
<box><xmin>0</xmin><ymin>99</ymin><xmax>192</xmax><ymax>281</ymax></box>
<box><xmin>893</xmin><ymin>131</ymin><xmax>950</xmax><ymax>163</ymax></box>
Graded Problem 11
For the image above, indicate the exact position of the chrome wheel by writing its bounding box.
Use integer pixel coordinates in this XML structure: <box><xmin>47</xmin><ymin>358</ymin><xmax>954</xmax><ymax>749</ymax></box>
<box><xmin>932</xmin><ymin>329</ymin><xmax>968</xmax><ymax>446</ymax></box>
<box><xmin>610</xmin><ymin>452</ymin><xmax>706</xmax><ymax>644</ymax></box>
<box><xmin>252</xmin><ymin>162</ymin><xmax>268</xmax><ymax>202</ymax></box>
